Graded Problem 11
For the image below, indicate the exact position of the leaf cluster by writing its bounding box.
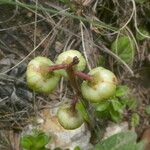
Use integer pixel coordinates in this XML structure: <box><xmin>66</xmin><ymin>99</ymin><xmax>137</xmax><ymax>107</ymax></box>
<box><xmin>95</xmin><ymin>85</ymin><xmax>137</xmax><ymax>122</ymax></box>
<box><xmin>21</xmin><ymin>130</ymin><xmax>50</xmax><ymax>150</ymax></box>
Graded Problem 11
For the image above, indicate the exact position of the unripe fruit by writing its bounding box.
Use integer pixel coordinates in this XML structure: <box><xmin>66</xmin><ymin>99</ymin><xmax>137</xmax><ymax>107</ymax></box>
<box><xmin>81</xmin><ymin>67</ymin><xmax>117</xmax><ymax>103</ymax></box>
<box><xmin>26</xmin><ymin>56</ymin><xmax>60</xmax><ymax>93</ymax></box>
<box><xmin>57</xmin><ymin>104</ymin><xmax>84</xmax><ymax>130</ymax></box>
<box><xmin>55</xmin><ymin>50</ymin><xmax>86</xmax><ymax>77</ymax></box>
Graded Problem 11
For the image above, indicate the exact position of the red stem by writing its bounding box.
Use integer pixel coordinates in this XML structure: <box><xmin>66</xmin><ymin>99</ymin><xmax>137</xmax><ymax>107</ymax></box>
<box><xmin>48</xmin><ymin>64</ymin><xmax>69</xmax><ymax>71</ymax></box>
<box><xmin>71</xmin><ymin>95</ymin><xmax>78</xmax><ymax>112</ymax></box>
<box><xmin>48</xmin><ymin>57</ymin><xmax>90</xmax><ymax>111</ymax></box>
<box><xmin>74</xmin><ymin>71</ymin><xmax>93</xmax><ymax>81</ymax></box>
<box><xmin>48</xmin><ymin>56</ymin><xmax>79</xmax><ymax>72</ymax></box>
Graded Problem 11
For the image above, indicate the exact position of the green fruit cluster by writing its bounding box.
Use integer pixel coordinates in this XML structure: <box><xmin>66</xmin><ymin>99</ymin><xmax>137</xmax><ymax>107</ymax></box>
<box><xmin>26</xmin><ymin>50</ymin><xmax>118</xmax><ymax>130</ymax></box>
<box><xmin>26</xmin><ymin>50</ymin><xmax>86</xmax><ymax>93</ymax></box>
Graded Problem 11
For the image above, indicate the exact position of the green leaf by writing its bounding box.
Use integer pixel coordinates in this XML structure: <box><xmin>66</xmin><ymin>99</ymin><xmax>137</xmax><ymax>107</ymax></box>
<box><xmin>20</xmin><ymin>135</ymin><xmax>33</xmax><ymax>149</ymax></box>
<box><xmin>111</xmin><ymin>36</ymin><xmax>135</xmax><ymax>64</ymax></box>
<box><xmin>136</xmin><ymin>27</ymin><xmax>149</xmax><ymax>41</ymax></box>
<box><xmin>111</xmin><ymin>99</ymin><xmax>123</xmax><ymax>113</ymax></box>
<box><xmin>92</xmin><ymin>131</ymin><xmax>137</xmax><ymax>150</ymax></box>
<box><xmin>35</xmin><ymin>132</ymin><xmax>50</xmax><ymax>149</ymax></box>
<box><xmin>145</xmin><ymin>105</ymin><xmax>150</xmax><ymax>115</ymax></box>
<box><xmin>96</xmin><ymin>102</ymin><xmax>109</xmax><ymax>112</ymax></box>
<box><xmin>76</xmin><ymin>101</ymin><xmax>90</xmax><ymax>123</ymax></box>
<box><xmin>96</xmin><ymin>109</ymin><xmax>109</xmax><ymax>119</ymax></box>
<box><xmin>20</xmin><ymin>131</ymin><xmax>50</xmax><ymax>150</ymax></box>
<box><xmin>74</xmin><ymin>146</ymin><xmax>81</xmax><ymax>150</ymax></box>
<box><xmin>116</xmin><ymin>85</ymin><xmax>129</xmax><ymax>97</ymax></box>
<box><xmin>131</xmin><ymin>113</ymin><xmax>140</xmax><ymax>127</ymax></box>
<box><xmin>126</xmin><ymin>98</ymin><xmax>137</xmax><ymax>110</ymax></box>
<box><xmin>109</xmin><ymin>109</ymin><xmax>122</xmax><ymax>122</ymax></box>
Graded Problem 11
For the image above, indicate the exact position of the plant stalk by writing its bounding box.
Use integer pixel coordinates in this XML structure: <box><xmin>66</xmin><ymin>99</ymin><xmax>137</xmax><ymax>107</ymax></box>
<box><xmin>74</xmin><ymin>71</ymin><xmax>93</xmax><ymax>81</ymax></box>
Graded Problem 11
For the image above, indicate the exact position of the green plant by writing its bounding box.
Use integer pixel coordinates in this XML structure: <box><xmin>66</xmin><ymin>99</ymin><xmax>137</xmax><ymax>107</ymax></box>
<box><xmin>21</xmin><ymin>130</ymin><xmax>50</xmax><ymax>150</ymax></box>
<box><xmin>131</xmin><ymin>113</ymin><xmax>140</xmax><ymax>127</ymax></box>
<box><xmin>92</xmin><ymin>131</ymin><xmax>145</xmax><ymax>150</ymax></box>
<box><xmin>73</xmin><ymin>146</ymin><xmax>81</xmax><ymax>150</ymax></box>
<box><xmin>95</xmin><ymin>98</ymin><xmax>123</xmax><ymax>122</ymax></box>
<box><xmin>111</xmin><ymin>35</ymin><xmax>135</xmax><ymax>64</ymax></box>
<box><xmin>95</xmin><ymin>85</ymin><xmax>137</xmax><ymax>122</ymax></box>
<box><xmin>26</xmin><ymin>50</ymin><xmax>120</xmax><ymax>129</ymax></box>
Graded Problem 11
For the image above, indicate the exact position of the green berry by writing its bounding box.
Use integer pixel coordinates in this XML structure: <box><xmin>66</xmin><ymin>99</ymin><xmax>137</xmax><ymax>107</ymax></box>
<box><xmin>26</xmin><ymin>56</ymin><xmax>60</xmax><ymax>93</ymax></box>
<box><xmin>57</xmin><ymin>104</ymin><xmax>84</xmax><ymax>130</ymax></box>
<box><xmin>55</xmin><ymin>50</ymin><xmax>86</xmax><ymax>77</ymax></box>
<box><xmin>81</xmin><ymin>67</ymin><xmax>117</xmax><ymax>103</ymax></box>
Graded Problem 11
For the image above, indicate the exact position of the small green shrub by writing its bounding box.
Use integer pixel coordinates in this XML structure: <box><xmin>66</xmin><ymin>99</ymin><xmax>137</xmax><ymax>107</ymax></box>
<box><xmin>21</xmin><ymin>130</ymin><xmax>50</xmax><ymax>150</ymax></box>
<box><xmin>95</xmin><ymin>85</ymin><xmax>137</xmax><ymax>122</ymax></box>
